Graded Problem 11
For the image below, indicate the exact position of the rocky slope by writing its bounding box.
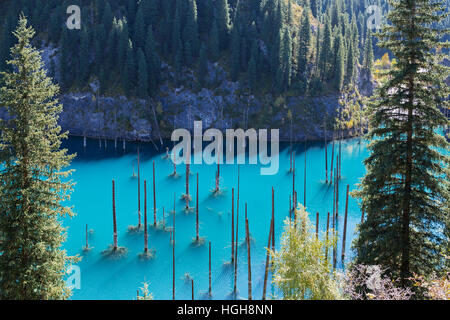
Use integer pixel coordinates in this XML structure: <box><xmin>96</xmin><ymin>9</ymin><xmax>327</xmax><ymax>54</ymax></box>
<box><xmin>11</xmin><ymin>45</ymin><xmax>377</xmax><ymax>143</ymax></box>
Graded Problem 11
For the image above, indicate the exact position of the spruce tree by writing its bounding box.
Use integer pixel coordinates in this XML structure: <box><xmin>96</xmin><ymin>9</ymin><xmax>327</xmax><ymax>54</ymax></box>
<box><xmin>133</xmin><ymin>7</ymin><xmax>146</xmax><ymax>49</ymax></box>
<box><xmin>333</xmin><ymin>34</ymin><xmax>345</xmax><ymax>91</ymax></box>
<box><xmin>184</xmin><ymin>0</ymin><xmax>199</xmax><ymax>58</ymax></box>
<box><xmin>78</xmin><ymin>27</ymin><xmax>90</xmax><ymax>84</ymax></box>
<box><xmin>319</xmin><ymin>18</ymin><xmax>333</xmax><ymax>81</ymax></box>
<box><xmin>172</xmin><ymin>0</ymin><xmax>182</xmax><ymax>61</ymax></box>
<box><xmin>248</xmin><ymin>54</ymin><xmax>257</xmax><ymax>93</ymax></box>
<box><xmin>124</xmin><ymin>39</ymin><xmax>136</xmax><ymax>96</ymax></box>
<box><xmin>198</xmin><ymin>42</ymin><xmax>208</xmax><ymax>85</ymax></box>
<box><xmin>297</xmin><ymin>8</ymin><xmax>311</xmax><ymax>79</ymax></box>
<box><xmin>345</xmin><ymin>41</ymin><xmax>355</xmax><ymax>85</ymax></box>
<box><xmin>102</xmin><ymin>1</ymin><xmax>113</xmax><ymax>32</ymax></box>
<box><xmin>145</xmin><ymin>26</ymin><xmax>160</xmax><ymax>95</ymax></box>
<box><xmin>230</xmin><ymin>25</ymin><xmax>241</xmax><ymax>81</ymax></box>
<box><xmin>127</xmin><ymin>0</ymin><xmax>137</xmax><ymax>26</ymax></box>
<box><xmin>209</xmin><ymin>20</ymin><xmax>220</xmax><ymax>61</ymax></box>
<box><xmin>117</xmin><ymin>19</ymin><xmax>129</xmax><ymax>68</ymax></box>
<box><xmin>363</xmin><ymin>30</ymin><xmax>374</xmax><ymax>72</ymax></box>
<box><xmin>174</xmin><ymin>39</ymin><xmax>183</xmax><ymax>85</ymax></box>
<box><xmin>276</xmin><ymin>28</ymin><xmax>292</xmax><ymax>93</ymax></box>
<box><xmin>311</xmin><ymin>0</ymin><xmax>319</xmax><ymax>18</ymax></box>
<box><xmin>137</xmin><ymin>48</ymin><xmax>148</xmax><ymax>98</ymax></box>
<box><xmin>248</xmin><ymin>40</ymin><xmax>259</xmax><ymax>92</ymax></box>
<box><xmin>0</xmin><ymin>16</ymin><xmax>76</xmax><ymax>299</ymax></box>
<box><xmin>354</xmin><ymin>0</ymin><xmax>450</xmax><ymax>285</ymax></box>
<box><xmin>216</xmin><ymin>0</ymin><xmax>230</xmax><ymax>49</ymax></box>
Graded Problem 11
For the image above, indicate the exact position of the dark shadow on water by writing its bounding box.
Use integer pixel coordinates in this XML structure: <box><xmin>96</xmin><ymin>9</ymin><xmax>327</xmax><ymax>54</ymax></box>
<box><xmin>65</xmin><ymin>136</ymin><xmax>333</xmax><ymax>164</ymax></box>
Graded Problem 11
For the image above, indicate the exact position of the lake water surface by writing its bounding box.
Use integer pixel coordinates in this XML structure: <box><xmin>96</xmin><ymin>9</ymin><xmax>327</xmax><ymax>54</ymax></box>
<box><xmin>62</xmin><ymin>136</ymin><xmax>369</xmax><ymax>300</ymax></box>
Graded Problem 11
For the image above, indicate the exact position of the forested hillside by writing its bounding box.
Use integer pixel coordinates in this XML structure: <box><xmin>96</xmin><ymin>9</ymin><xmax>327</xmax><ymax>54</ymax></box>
<box><xmin>0</xmin><ymin>0</ymin><xmax>390</xmax><ymax>99</ymax></box>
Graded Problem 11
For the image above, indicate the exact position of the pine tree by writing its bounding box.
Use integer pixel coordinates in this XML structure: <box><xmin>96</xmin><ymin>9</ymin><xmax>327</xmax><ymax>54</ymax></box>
<box><xmin>127</xmin><ymin>0</ymin><xmax>137</xmax><ymax>26</ymax></box>
<box><xmin>78</xmin><ymin>27</ymin><xmax>90</xmax><ymax>84</ymax></box>
<box><xmin>276</xmin><ymin>28</ymin><xmax>292</xmax><ymax>93</ymax></box>
<box><xmin>216</xmin><ymin>0</ymin><xmax>230</xmax><ymax>49</ymax></box>
<box><xmin>248</xmin><ymin>54</ymin><xmax>257</xmax><ymax>93</ymax></box>
<box><xmin>297</xmin><ymin>8</ymin><xmax>311</xmax><ymax>79</ymax></box>
<box><xmin>248</xmin><ymin>40</ymin><xmax>259</xmax><ymax>92</ymax></box>
<box><xmin>354</xmin><ymin>0</ymin><xmax>450</xmax><ymax>285</ymax></box>
<box><xmin>142</xmin><ymin>0</ymin><xmax>158</xmax><ymax>26</ymax></box>
<box><xmin>137</xmin><ymin>48</ymin><xmax>148</xmax><ymax>98</ymax></box>
<box><xmin>333</xmin><ymin>34</ymin><xmax>345</xmax><ymax>91</ymax></box>
<box><xmin>174</xmin><ymin>39</ymin><xmax>183</xmax><ymax>84</ymax></box>
<box><xmin>209</xmin><ymin>19</ymin><xmax>220</xmax><ymax>61</ymax></box>
<box><xmin>117</xmin><ymin>19</ymin><xmax>129</xmax><ymax>68</ymax></box>
<box><xmin>314</xmin><ymin>24</ymin><xmax>321</xmax><ymax>76</ymax></box>
<box><xmin>363</xmin><ymin>30</ymin><xmax>374</xmax><ymax>72</ymax></box>
<box><xmin>123</xmin><ymin>39</ymin><xmax>136</xmax><ymax>96</ymax></box>
<box><xmin>172</xmin><ymin>0</ymin><xmax>182</xmax><ymax>61</ymax></box>
<box><xmin>230</xmin><ymin>24</ymin><xmax>241</xmax><ymax>81</ymax></box>
<box><xmin>0</xmin><ymin>16</ymin><xmax>77</xmax><ymax>299</ymax></box>
<box><xmin>133</xmin><ymin>7</ymin><xmax>146</xmax><ymax>49</ymax></box>
<box><xmin>287</xmin><ymin>0</ymin><xmax>293</xmax><ymax>26</ymax></box>
<box><xmin>183</xmin><ymin>0</ymin><xmax>199</xmax><ymax>58</ymax></box>
<box><xmin>345</xmin><ymin>41</ymin><xmax>355</xmax><ymax>85</ymax></box>
<box><xmin>145</xmin><ymin>26</ymin><xmax>160</xmax><ymax>95</ymax></box>
<box><xmin>102</xmin><ymin>1</ymin><xmax>113</xmax><ymax>32</ymax></box>
<box><xmin>319</xmin><ymin>18</ymin><xmax>333</xmax><ymax>81</ymax></box>
<box><xmin>60</xmin><ymin>28</ymin><xmax>72</xmax><ymax>89</ymax></box>
<box><xmin>311</xmin><ymin>0</ymin><xmax>319</xmax><ymax>18</ymax></box>
<box><xmin>198</xmin><ymin>42</ymin><xmax>208</xmax><ymax>85</ymax></box>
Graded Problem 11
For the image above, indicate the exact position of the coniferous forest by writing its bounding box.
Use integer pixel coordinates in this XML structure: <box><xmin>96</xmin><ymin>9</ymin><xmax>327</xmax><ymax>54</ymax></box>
<box><xmin>0</xmin><ymin>0</ymin><xmax>393</xmax><ymax>97</ymax></box>
<box><xmin>0</xmin><ymin>0</ymin><xmax>449</xmax><ymax>304</ymax></box>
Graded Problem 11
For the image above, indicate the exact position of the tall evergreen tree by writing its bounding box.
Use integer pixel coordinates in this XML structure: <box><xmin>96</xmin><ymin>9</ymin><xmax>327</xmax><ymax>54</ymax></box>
<box><xmin>345</xmin><ymin>41</ymin><xmax>355</xmax><ymax>85</ymax></box>
<box><xmin>142</xmin><ymin>0</ymin><xmax>158</xmax><ymax>26</ymax></box>
<box><xmin>172</xmin><ymin>0</ymin><xmax>183</xmax><ymax>61</ymax></box>
<box><xmin>216</xmin><ymin>0</ymin><xmax>230</xmax><ymax>49</ymax></box>
<box><xmin>311</xmin><ymin>0</ymin><xmax>319</xmax><ymax>18</ymax></box>
<box><xmin>209</xmin><ymin>19</ymin><xmax>220</xmax><ymax>61</ymax></box>
<box><xmin>145</xmin><ymin>26</ymin><xmax>160</xmax><ymax>95</ymax></box>
<box><xmin>276</xmin><ymin>28</ymin><xmax>292</xmax><ymax>92</ymax></box>
<box><xmin>184</xmin><ymin>0</ymin><xmax>199</xmax><ymax>58</ymax></box>
<box><xmin>198</xmin><ymin>42</ymin><xmax>208</xmax><ymax>85</ymax></box>
<box><xmin>297</xmin><ymin>8</ymin><xmax>311</xmax><ymax>79</ymax></box>
<box><xmin>314</xmin><ymin>24</ymin><xmax>321</xmax><ymax>76</ymax></box>
<box><xmin>133</xmin><ymin>7</ymin><xmax>146</xmax><ymax>49</ymax></box>
<box><xmin>363</xmin><ymin>30</ymin><xmax>374</xmax><ymax>72</ymax></box>
<box><xmin>137</xmin><ymin>48</ymin><xmax>148</xmax><ymax>98</ymax></box>
<box><xmin>102</xmin><ymin>1</ymin><xmax>113</xmax><ymax>32</ymax></box>
<box><xmin>354</xmin><ymin>0</ymin><xmax>450</xmax><ymax>285</ymax></box>
<box><xmin>333</xmin><ymin>34</ymin><xmax>345</xmax><ymax>91</ymax></box>
<box><xmin>248</xmin><ymin>53</ymin><xmax>257</xmax><ymax>93</ymax></box>
<box><xmin>117</xmin><ymin>19</ymin><xmax>130</xmax><ymax>68</ymax></box>
<box><xmin>78</xmin><ymin>27</ymin><xmax>90</xmax><ymax>84</ymax></box>
<box><xmin>0</xmin><ymin>16</ymin><xmax>76</xmax><ymax>299</ymax></box>
<box><xmin>123</xmin><ymin>39</ymin><xmax>136</xmax><ymax>96</ymax></box>
<box><xmin>319</xmin><ymin>18</ymin><xmax>333</xmax><ymax>81</ymax></box>
<box><xmin>230</xmin><ymin>24</ymin><xmax>241</xmax><ymax>81</ymax></box>
<box><xmin>248</xmin><ymin>40</ymin><xmax>259</xmax><ymax>91</ymax></box>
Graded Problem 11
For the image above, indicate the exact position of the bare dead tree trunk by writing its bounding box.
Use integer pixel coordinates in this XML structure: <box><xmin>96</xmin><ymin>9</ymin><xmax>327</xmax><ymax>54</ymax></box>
<box><xmin>112</xmin><ymin>180</ymin><xmax>117</xmax><ymax>250</ymax></box>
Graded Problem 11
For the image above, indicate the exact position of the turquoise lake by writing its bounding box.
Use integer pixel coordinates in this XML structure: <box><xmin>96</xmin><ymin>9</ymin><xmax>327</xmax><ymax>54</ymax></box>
<box><xmin>62</xmin><ymin>136</ymin><xmax>369</xmax><ymax>300</ymax></box>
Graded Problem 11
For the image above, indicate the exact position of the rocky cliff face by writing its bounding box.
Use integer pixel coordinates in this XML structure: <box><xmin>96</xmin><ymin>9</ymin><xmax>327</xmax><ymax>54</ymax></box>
<box><xmin>41</xmin><ymin>46</ymin><xmax>376</xmax><ymax>143</ymax></box>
